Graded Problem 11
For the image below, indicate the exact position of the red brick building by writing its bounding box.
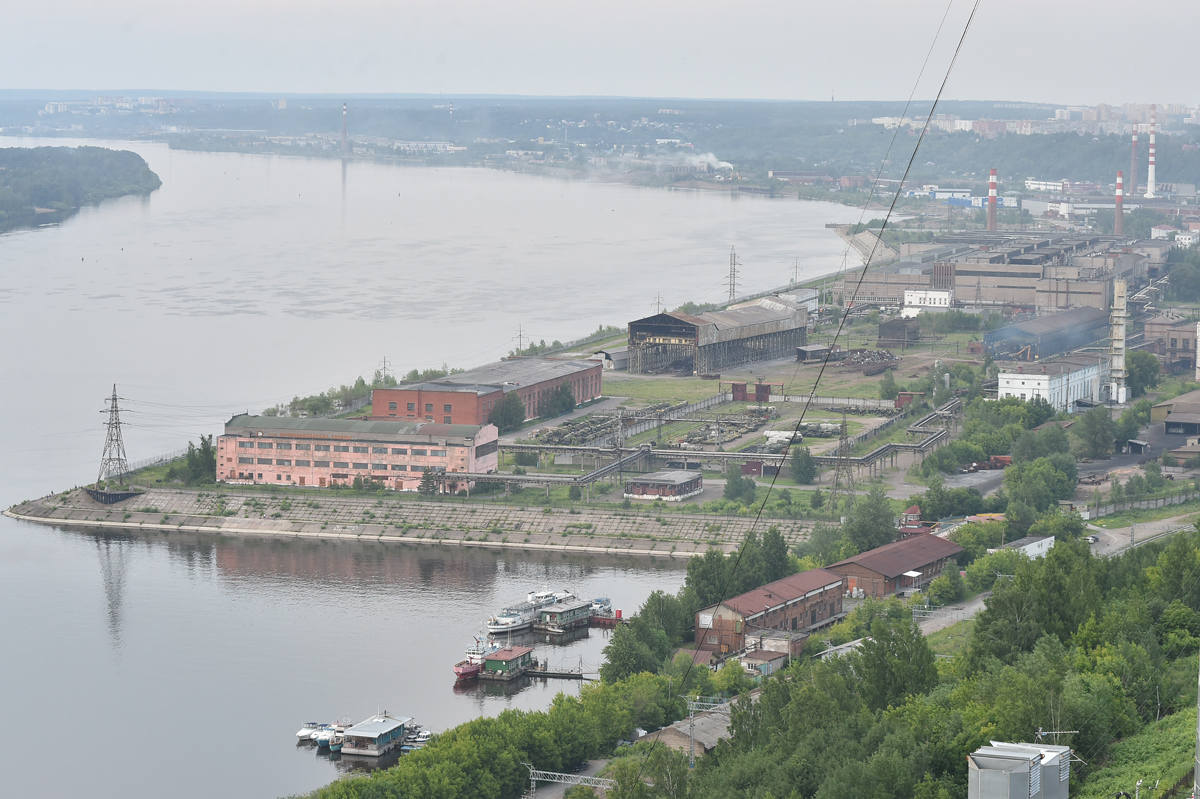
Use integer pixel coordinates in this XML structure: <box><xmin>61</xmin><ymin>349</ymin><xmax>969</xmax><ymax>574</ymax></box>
<box><xmin>694</xmin><ymin>568</ymin><xmax>845</xmax><ymax>655</ymax></box>
<box><xmin>372</xmin><ymin>358</ymin><xmax>603</xmax><ymax>425</ymax></box>
<box><xmin>827</xmin><ymin>534</ymin><xmax>963</xmax><ymax>598</ymax></box>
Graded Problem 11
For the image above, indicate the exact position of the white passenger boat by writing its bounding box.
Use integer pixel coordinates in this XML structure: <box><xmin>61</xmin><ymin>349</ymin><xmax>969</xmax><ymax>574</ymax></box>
<box><xmin>485</xmin><ymin>589</ymin><xmax>575</xmax><ymax>633</ymax></box>
<box><xmin>296</xmin><ymin>722</ymin><xmax>322</xmax><ymax>740</ymax></box>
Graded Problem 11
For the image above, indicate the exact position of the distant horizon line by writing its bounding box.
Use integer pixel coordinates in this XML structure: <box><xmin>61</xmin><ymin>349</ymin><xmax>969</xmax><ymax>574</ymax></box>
<box><xmin>0</xmin><ymin>90</ymin><xmax>1072</xmax><ymax>106</ymax></box>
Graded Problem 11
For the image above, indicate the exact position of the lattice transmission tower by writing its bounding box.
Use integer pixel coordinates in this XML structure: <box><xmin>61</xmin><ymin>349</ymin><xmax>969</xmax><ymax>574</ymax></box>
<box><xmin>96</xmin><ymin>384</ymin><xmax>130</xmax><ymax>489</ymax></box>
<box><xmin>827</xmin><ymin>413</ymin><xmax>856</xmax><ymax>514</ymax></box>
<box><xmin>727</xmin><ymin>246</ymin><xmax>740</xmax><ymax>304</ymax></box>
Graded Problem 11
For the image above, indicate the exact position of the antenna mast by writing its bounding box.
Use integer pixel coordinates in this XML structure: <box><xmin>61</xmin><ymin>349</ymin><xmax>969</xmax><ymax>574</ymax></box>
<box><xmin>97</xmin><ymin>384</ymin><xmax>129</xmax><ymax>489</ymax></box>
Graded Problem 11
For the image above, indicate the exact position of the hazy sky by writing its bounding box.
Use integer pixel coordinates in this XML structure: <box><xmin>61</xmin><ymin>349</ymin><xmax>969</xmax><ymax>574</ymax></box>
<box><xmin>4</xmin><ymin>0</ymin><xmax>1194</xmax><ymax>106</ymax></box>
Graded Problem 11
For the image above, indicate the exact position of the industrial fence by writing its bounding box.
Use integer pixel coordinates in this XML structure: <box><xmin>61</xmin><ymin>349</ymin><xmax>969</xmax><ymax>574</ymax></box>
<box><xmin>1080</xmin><ymin>489</ymin><xmax>1200</xmax><ymax>521</ymax></box>
<box><xmin>772</xmin><ymin>394</ymin><xmax>898</xmax><ymax>411</ymax></box>
<box><xmin>119</xmin><ymin>448</ymin><xmax>188</xmax><ymax>477</ymax></box>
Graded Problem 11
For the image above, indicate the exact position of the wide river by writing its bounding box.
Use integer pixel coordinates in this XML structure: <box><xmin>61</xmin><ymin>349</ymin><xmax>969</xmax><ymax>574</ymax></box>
<box><xmin>0</xmin><ymin>138</ymin><xmax>849</xmax><ymax>798</ymax></box>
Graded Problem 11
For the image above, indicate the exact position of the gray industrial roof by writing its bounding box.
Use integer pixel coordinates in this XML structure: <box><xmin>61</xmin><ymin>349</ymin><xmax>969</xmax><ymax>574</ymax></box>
<box><xmin>225</xmin><ymin>415</ymin><xmax>483</xmax><ymax>439</ymax></box>
<box><xmin>997</xmin><ymin>307</ymin><xmax>1108</xmax><ymax>338</ymax></box>
<box><xmin>392</xmin><ymin>381</ymin><xmax>504</xmax><ymax>396</ymax></box>
<box><xmin>416</xmin><ymin>358</ymin><xmax>600</xmax><ymax>389</ymax></box>
<box><xmin>344</xmin><ymin>715</ymin><xmax>413</xmax><ymax>739</ymax></box>
<box><xmin>627</xmin><ymin>470</ymin><xmax>702</xmax><ymax>485</ymax></box>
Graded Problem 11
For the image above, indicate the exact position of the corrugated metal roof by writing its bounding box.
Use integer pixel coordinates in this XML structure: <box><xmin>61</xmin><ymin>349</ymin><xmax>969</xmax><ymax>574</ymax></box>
<box><xmin>344</xmin><ymin>715</ymin><xmax>413</xmax><ymax>739</ymax></box>
<box><xmin>1000</xmin><ymin>307</ymin><xmax>1108</xmax><ymax>337</ymax></box>
<box><xmin>225</xmin><ymin>415</ymin><xmax>483</xmax><ymax>439</ymax></box>
<box><xmin>627</xmin><ymin>470</ymin><xmax>702</xmax><ymax>485</ymax></box>
<box><xmin>427</xmin><ymin>358</ymin><xmax>600</xmax><ymax>387</ymax></box>
<box><xmin>828</xmin><ymin>534</ymin><xmax>963</xmax><ymax>579</ymax></box>
<box><xmin>716</xmin><ymin>568</ymin><xmax>844</xmax><ymax>619</ymax></box>
<box><xmin>487</xmin><ymin>646</ymin><xmax>534</xmax><ymax>662</ymax></box>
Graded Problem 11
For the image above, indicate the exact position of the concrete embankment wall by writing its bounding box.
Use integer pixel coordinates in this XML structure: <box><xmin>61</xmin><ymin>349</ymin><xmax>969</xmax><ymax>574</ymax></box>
<box><xmin>6</xmin><ymin>487</ymin><xmax>812</xmax><ymax>559</ymax></box>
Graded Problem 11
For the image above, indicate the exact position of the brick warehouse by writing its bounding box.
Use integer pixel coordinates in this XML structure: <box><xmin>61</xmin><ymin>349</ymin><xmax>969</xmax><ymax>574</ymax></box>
<box><xmin>371</xmin><ymin>358</ymin><xmax>603</xmax><ymax>425</ymax></box>
<box><xmin>694</xmin><ymin>568</ymin><xmax>845</xmax><ymax>655</ymax></box>
<box><xmin>216</xmin><ymin>415</ymin><xmax>499</xmax><ymax>492</ymax></box>
<box><xmin>826</xmin><ymin>534</ymin><xmax>963</xmax><ymax>598</ymax></box>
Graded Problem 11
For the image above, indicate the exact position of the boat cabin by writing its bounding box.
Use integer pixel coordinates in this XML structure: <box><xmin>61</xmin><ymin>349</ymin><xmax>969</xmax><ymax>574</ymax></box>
<box><xmin>341</xmin><ymin>714</ymin><xmax>413</xmax><ymax>757</ymax></box>
<box><xmin>538</xmin><ymin>599</ymin><xmax>593</xmax><ymax>630</ymax></box>
<box><xmin>483</xmin><ymin>645</ymin><xmax>534</xmax><ymax>677</ymax></box>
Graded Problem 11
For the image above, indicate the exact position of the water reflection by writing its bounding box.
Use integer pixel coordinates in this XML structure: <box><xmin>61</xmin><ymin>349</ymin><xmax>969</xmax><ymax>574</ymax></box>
<box><xmin>94</xmin><ymin>532</ymin><xmax>133</xmax><ymax>651</ymax></box>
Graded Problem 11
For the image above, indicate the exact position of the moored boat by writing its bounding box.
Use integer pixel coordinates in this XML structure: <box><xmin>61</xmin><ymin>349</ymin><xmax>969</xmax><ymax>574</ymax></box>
<box><xmin>454</xmin><ymin>633</ymin><xmax>502</xmax><ymax>680</ymax></box>
<box><xmin>329</xmin><ymin>734</ymin><xmax>344</xmax><ymax>752</ymax></box>
<box><xmin>485</xmin><ymin>589</ymin><xmax>575</xmax><ymax>633</ymax></box>
<box><xmin>296</xmin><ymin>722</ymin><xmax>322</xmax><ymax>740</ymax></box>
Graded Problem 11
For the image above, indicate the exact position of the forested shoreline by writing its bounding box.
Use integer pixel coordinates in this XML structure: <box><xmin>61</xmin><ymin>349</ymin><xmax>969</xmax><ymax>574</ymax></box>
<box><xmin>0</xmin><ymin>146</ymin><xmax>161</xmax><ymax>227</ymax></box>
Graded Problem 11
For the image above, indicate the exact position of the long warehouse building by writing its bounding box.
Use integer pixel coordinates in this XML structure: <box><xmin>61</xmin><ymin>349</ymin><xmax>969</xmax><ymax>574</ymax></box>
<box><xmin>628</xmin><ymin>296</ymin><xmax>807</xmax><ymax>375</ymax></box>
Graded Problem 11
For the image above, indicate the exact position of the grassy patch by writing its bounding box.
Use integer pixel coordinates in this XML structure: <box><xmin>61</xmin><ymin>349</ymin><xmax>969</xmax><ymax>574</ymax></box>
<box><xmin>1076</xmin><ymin>708</ymin><xmax>1198</xmax><ymax>799</ymax></box>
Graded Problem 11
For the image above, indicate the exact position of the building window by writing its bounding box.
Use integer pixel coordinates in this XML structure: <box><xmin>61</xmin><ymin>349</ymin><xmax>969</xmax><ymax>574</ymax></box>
<box><xmin>333</xmin><ymin>461</ymin><xmax>349</xmax><ymax>468</ymax></box>
<box><xmin>371</xmin><ymin>463</ymin><xmax>387</xmax><ymax>470</ymax></box>
<box><xmin>443</xmin><ymin>404</ymin><xmax>452</xmax><ymax>413</ymax></box>
<box><xmin>334</xmin><ymin>445</ymin><xmax>350</xmax><ymax>452</ymax></box>
<box><xmin>444</xmin><ymin>416</ymin><xmax>452</xmax><ymax>424</ymax></box>
<box><xmin>257</xmin><ymin>458</ymin><xmax>272</xmax><ymax>464</ymax></box>
<box><xmin>1172</xmin><ymin>338</ymin><xmax>1178</xmax><ymax>349</ymax></box>
<box><xmin>352</xmin><ymin>462</ymin><xmax>368</xmax><ymax>470</ymax></box>
<box><xmin>407</xmin><ymin>403</ymin><xmax>416</xmax><ymax>411</ymax></box>
<box><xmin>257</xmin><ymin>442</ymin><xmax>273</xmax><ymax>449</ymax></box>
<box><xmin>238</xmin><ymin>457</ymin><xmax>253</xmax><ymax>464</ymax></box>
<box><xmin>391</xmin><ymin>448</ymin><xmax>408</xmax><ymax>455</ymax></box>
<box><xmin>411</xmin><ymin>449</ymin><xmax>428</xmax><ymax>456</ymax></box>
<box><xmin>276</xmin><ymin>459</ymin><xmax>291</xmax><ymax>466</ymax></box>
<box><xmin>315</xmin><ymin>444</ymin><xmax>330</xmax><ymax>452</ymax></box>
<box><xmin>295</xmin><ymin>460</ymin><xmax>310</xmax><ymax>467</ymax></box>
<box><xmin>410</xmin><ymin>465</ymin><xmax>426</xmax><ymax>472</ymax></box>
<box><xmin>257</xmin><ymin>473</ymin><xmax>263</xmax><ymax>480</ymax></box>
<box><xmin>372</xmin><ymin>446</ymin><xmax>388</xmax><ymax>454</ymax></box>
<box><xmin>276</xmin><ymin>474</ymin><xmax>282</xmax><ymax>481</ymax></box>
<box><xmin>431</xmin><ymin>450</ymin><xmax>447</xmax><ymax>457</ymax></box>
<box><xmin>389</xmin><ymin>401</ymin><xmax>397</xmax><ymax>411</ymax></box>
<box><xmin>294</xmin><ymin>443</ymin><xmax>311</xmax><ymax>451</ymax></box>
<box><xmin>425</xmin><ymin>403</ymin><xmax>433</xmax><ymax>413</ymax></box>
<box><xmin>314</xmin><ymin>460</ymin><xmax>330</xmax><ymax>467</ymax></box>
<box><xmin>352</xmin><ymin>446</ymin><xmax>369</xmax><ymax>453</ymax></box>
<box><xmin>391</xmin><ymin>464</ymin><xmax>407</xmax><ymax>471</ymax></box>
<box><xmin>276</xmin><ymin>443</ymin><xmax>292</xmax><ymax>450</ymax></box>
<box><xmin>238</xmin><ymin>441</ymin><xmax>253</xmax><ymax>448</ymax></box>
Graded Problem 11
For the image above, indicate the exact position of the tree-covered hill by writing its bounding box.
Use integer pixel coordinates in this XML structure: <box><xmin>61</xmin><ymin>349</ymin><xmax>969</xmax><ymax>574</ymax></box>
<box><xmin>0</xmin><ymin>145</ymin><xmax>161</xmax><ymax>223</ymax></box>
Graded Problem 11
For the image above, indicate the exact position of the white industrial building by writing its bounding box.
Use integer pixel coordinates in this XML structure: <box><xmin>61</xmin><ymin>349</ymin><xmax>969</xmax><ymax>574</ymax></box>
<box><xmin>997</xmin><ymin>354</ymin><xmax>1110</xmax><ymax>412</ymax></box>
<box><xmin>902</xmin><ymin>289</ymin><xmax>954</xmax><ymax>318</ymax></box>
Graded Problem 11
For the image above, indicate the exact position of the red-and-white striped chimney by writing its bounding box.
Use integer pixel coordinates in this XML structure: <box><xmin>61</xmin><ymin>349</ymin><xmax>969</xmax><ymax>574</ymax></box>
<box><xmin>1145</xmin><ymin>104</ymin><xmax>1157</xmax><ymax>198</ymax></box>
<box><xmin>987</xmin><ymin>168</ymin><xmax>997</xmax><ymax>232</ymax></box>
<box><xmin>1115</xmin><ymin>170</ymin><xmax>1125</xmax><ymax>235</ymax></box>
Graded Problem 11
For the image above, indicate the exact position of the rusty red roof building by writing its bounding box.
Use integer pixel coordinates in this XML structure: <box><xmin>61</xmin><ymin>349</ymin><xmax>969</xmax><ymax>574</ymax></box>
<box><xmin>827</xmin><ymin>533</ymin><xmax>963</xmax><ymax>598</ymax></box>
<box><xmin>694</xmin><ymin>568</ymin><xmax>845</xmax><ymax>654</ymax></box>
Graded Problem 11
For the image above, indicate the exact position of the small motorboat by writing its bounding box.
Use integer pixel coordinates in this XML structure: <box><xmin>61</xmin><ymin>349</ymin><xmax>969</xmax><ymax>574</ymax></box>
<box><xmin>329</xmin><ymin>734</ymin><xmax>344</xmax><ymax>752</ymax></box>
<box><xmin>314</xmin><ymin>726</ymin><xmax>336</xmax><ymax>747</ymax></box>
<box><xmin>415</xmin><ymin>730</ymin><xmax>432</xmax><ymax>743</ymax></box>
<box><xmin>296</xmin><ymin>722</ymin><xmax>322</xmax><ymax>740</ymax></box>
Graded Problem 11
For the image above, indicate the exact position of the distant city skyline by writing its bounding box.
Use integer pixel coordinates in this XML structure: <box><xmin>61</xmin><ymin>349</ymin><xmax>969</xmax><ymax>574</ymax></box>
<box><xmin>3</xmin><ymin>0</ymin><xmax>1197</xmax><ymax>107</ymax></box>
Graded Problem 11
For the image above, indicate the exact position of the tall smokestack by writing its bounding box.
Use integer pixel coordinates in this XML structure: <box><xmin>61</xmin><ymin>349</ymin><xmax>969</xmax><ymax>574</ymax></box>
<box><xmin>1130</xmin><ymin>131</ymin><xmax>1139</xmax><ymax>197</ymax></box>
<box><xmin>1145</xmin><ymin>104</ymin><xmax>1157</xmax><ymax>198</ymax></box>
<box><xmin>987</xmin><ymin>168</ymin><xmax>998</xmax><ymax>232</ymax></box>
<box><xmin>1115</xmin><ymin>171</ymin><xmax>1125</xmax><ymax>235</ymax></box>
<box><xmin>342</xmin><ymin>103</ymin><xmax>348</xmax><ymax>154</ymax></box>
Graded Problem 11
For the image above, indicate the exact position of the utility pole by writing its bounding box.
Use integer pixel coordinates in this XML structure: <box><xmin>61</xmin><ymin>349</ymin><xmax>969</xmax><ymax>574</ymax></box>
<box><xmin>828</xmin><ymin>412</ymin><xmax>856</xmax><ymax>514</ymax></box>
<box><xmin>727</xmin><ymin>246</ymin><xmax>740</xmax><ymax>304</ymax></box>
<box><xmin>654</xmin><ymin>293</ymin><xmax>664</xmax><ymax>314</ymax></box>
<box><xmin>791</xmin><ymin>256</ymin><xmax>801</xmax><ymax>286</ymax></box>
<box><xmin>97</xmin><ymin>384</ymin><xmax>130</xmax><ymax>490</ymax></box>
<box><xmin>514</xmin><ymin>324</ymin><xmax>526</xmax><ymax>352</ymax></box>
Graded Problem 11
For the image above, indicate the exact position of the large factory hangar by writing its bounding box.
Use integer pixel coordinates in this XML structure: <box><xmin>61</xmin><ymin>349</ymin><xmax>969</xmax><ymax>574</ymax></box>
<box><xmin>984</xmin><ymin>306</ymin><xmax>1109</xmax><ymax>361</ymax></box>
<box><xmin>628</xmin><ymin>296</ymin><xmax>807</xmax><ymax>375</ymax></box>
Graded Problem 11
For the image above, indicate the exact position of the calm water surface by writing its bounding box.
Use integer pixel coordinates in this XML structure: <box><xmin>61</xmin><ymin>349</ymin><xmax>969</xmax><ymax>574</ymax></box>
<box><xmin>0</xmin><ymin>138</ymin><xmax>848</xmax><ymax>797</ymax></box>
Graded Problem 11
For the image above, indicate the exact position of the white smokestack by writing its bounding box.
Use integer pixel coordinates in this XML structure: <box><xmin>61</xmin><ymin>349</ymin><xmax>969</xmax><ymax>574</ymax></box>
<box><xmin>1145</xmin><ymin>104</ymin><xmax>1157</xmax><ymax>199</ymax></box>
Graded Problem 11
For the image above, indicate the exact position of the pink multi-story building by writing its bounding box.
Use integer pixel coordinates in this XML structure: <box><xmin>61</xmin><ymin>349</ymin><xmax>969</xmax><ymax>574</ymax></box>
<box><xmin>216</xmin><ymin>415</ymin><xmax>499</xmax><ymax>492</ymax></box>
